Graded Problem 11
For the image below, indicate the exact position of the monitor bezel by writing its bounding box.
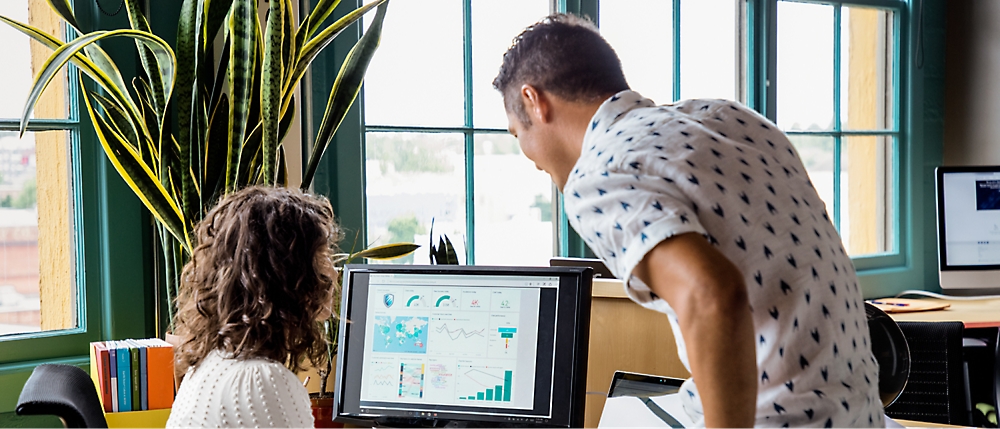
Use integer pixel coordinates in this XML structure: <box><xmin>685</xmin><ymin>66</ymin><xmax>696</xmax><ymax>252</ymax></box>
<box><xmin>935</xmin><ymin>165</ymin><xmax>1000</xmax><ymax>272</ymax></box>
<box><xmin>332</xmin><ymin>264</ymin><xmax>592</xmax><ymax>428</ymax></box>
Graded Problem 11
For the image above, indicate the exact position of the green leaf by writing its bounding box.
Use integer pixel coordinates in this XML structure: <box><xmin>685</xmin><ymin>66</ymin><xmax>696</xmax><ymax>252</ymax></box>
<box><xmin>261</xmin><ymin>0</ymin><xmax>285</xmax><ymax>185</ymax></box>
<box><xmin>302</xmin><ymin>0</ymin><xmax>342</xmax><ymax>39</ymax></box>
<box><xmin>176</xmin><ymin>0</ymin><xmax>203</xmax><ymax>226</ymax></box>
<box><xmin>302</xmin><ymin>2</ymin><xmax>389</xmax><ymax>188</ymax></box>
<box><xmin>45</xmin><ymin>0</ymin><xmax>80</xmax><ymax>32</ymax></box>
<box><xmin>19</xmin><ymin>28</ymin><xmax>173</xmax><ymax>142</ymax></box>
<box><xmin>83</xmin><ymin>87</ymin><xmax>190</xmax><ymax>252</ymax></box>
<box><xmin>125</xmin><ymin>0</ymin><xmax>169</xmax><ymax>116</ymax></box>
<box><xmin>204</xmin><ymin>0</ymin><xmax>234</xmax><ymax>51</ymax></box>
<box><xmin>203</xmin><ymin>93</ymin><xmax>230</xmax><ymax>205</ymax></box>
<box><xmin>284</xmin><ymin>0</ymin><xmax>388</xmax><ymax>109</ymax></box>
<box><xmin>351</xmin><ymin>243</ymin><xmax>420</xmax><ymax>261</ymax></box>
<box><xmin>227</xmin><ymin>0</ymin><xmax>258</xmax><ymax>192</ymax></box>
<box><xmin>90</xmin><ymin>91</ymin><xmax>142</xmax><ymax>156</ymax></box>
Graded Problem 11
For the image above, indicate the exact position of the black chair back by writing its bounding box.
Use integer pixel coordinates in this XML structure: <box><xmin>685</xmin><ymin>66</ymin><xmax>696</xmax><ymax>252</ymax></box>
<box><xmin>16</xmin><ymin>364</ymin><xmax>108</xmax><ymax>428</ymax></box>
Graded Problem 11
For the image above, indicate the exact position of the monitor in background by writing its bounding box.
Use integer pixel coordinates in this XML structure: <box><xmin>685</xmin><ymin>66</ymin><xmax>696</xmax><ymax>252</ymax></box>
<box><xmin>936</xmin><ymin>166</ymin><xmax>1000</xmax><ymax>293</ymax></box>
<box><xmin>333</xmin><ymin>265</ymin><xmax>593</xmax><ymax>428</ymax></box>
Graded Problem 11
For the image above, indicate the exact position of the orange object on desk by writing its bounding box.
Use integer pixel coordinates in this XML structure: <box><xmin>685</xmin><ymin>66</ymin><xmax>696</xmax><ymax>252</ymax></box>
<box><xmin>866</xmin><ymin>298</ymin><xmax>951</xmax><ymax>313</ymax></box>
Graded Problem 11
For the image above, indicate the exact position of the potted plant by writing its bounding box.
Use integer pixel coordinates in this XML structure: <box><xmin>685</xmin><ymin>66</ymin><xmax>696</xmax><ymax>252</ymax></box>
<box><xmin>1</xmin><ymin>0</ymin><xmax>417</xmax><ymax>416</ymax></box>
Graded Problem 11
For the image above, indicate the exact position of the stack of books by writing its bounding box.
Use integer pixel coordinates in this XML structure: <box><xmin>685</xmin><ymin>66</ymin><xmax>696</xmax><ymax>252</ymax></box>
<box><xmin>89</xmin><ymin>339</ymin><xmax>175</xmax><ymax>413</ymax></box>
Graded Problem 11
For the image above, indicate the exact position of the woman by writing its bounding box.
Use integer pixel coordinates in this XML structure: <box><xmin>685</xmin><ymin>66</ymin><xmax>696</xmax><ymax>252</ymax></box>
<box><xmin>166</xmin><ymin>186</ymin><xmax>340</xmax><ymax>428</ymax></box>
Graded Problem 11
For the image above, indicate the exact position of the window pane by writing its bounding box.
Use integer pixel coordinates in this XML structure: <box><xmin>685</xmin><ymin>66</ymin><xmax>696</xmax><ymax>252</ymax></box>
<box><xmin>472</xmin><ymin>0</ymin><xmax>549</xmax><ymax>130</ymax></box>
<box><xmin>841</xmin><ymin>135</ymin><xmax>894</xmax><ymax>256</ymax></box>
<box><xmin>599</xmin><ymin>0</ymin><xmax>673</xmax><ymax>104</ymax></box>
<box><xmin>680</xmin><ymin>0</ymin><xmax>739</xmax><ymax>100</ymax></box>
<box><xmin>776</xmin><ymin>2</ymin><xmax>833</xmax><ymax>131</ymax></box>
<box><xmin>363</xmin><ymin>0</ymin><xmax>465</xmax><ymax>127</ymax></box>
<box><xmin>1</xmin><ymin>131</ymin><xmax>77</xmax><ymax>336</ymax></box>
<box><xmin>473</xmin><ymin>134</ymin><xmax>553</xmax><ymax>265</ymax></box>
<box><xmin>0</xmin><ymin>1</ymin><xmax>70</xmax><ymax>120</ymax></box>
<box><xmin>788</xmin><ymin>134</ymin><xmax>835</xmax><ymax>217</ymax></box>
<box><xmin>842</xmin><ymin>7</ymin><xmax>894</xmax><ymax>131</ymax></box>
<box><xmin>365</xmin><ymin>132</ymin><xmax>466</xmax><ymax>264</ymax></box>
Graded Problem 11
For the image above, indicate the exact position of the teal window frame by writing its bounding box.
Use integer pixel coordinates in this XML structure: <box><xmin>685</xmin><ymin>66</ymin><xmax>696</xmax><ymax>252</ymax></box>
<box><xmin>314</xmin><ymin>0</ymin><xmax>944</xmax><ymax>297</ymax></box>
<box><xmin>0</xmin><ymin>0</ymin><xmax>156</xmax><ymax>413</ymax></box>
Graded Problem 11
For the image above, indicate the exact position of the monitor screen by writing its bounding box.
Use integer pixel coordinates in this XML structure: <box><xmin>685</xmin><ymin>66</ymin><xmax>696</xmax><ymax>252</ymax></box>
<box><xmin>936</xmin><ymin>166</ymin><xmax>1000</xmax><ymax>292</ymax></box>
<box><xmin>333</xmin><ymin>265</ymin><xmax>592</xmax><ymax>428</ymax></box>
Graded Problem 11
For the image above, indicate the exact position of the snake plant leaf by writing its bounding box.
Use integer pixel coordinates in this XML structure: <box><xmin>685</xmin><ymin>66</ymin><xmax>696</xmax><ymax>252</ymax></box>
<box><xmin>238</xmin><ymin>122</ymin><xmax>264</xmax><ymax>187</ymax></box>
<box><xmin>302</xmin><ymin>0</ymin><xmax>341</xmax><ymax>39</ymax></box>
<box><xmin>301</xmin><ymin>2</ymin><xmax>388</xmax><ymax>188</ymax></box>
<box><xmin>124</xmin><ymin>0</ymin><xmax>168</xmax><ymax>115</ymax></box>
<box><xmin>226</xmin><ymin>0</ymin><xmax>258</xmax><ymax>192</ymax></box>
<box><xmin>277</xmin><ymin>95</ymin><xmax>296</xmax><ymax>143</ymax></box>
<box><xmin>19</xmin><ymin>29</ymin><xmax>172</xmax><ymax>141</ymax></box>
<box><xmin>131</xmin><ymin>79</ymin><xmax>161</xmax><ymax>171</ymax></box>
<box><xmin>0</xmin><ymin>17</ymin><xmax>143</xmax><ymax>139</ymax></box>
<box><xmin>281</xmin><ymin>0</ymin><xmax>295</xmax><ymax>83</ymax></box>
<box><xmin>84</xmin><ymin>89</ymin><xmax>190</xmax><ymax>252</ymax></box>
<box><xmin>176</xmin><ymin>0</ymin><xmax>203</xmax><ymax>222</ymax></box>
<box><xmin>203</xmin><ymin>93</ymin><xmax>230</xmax><ymax>205</ymax></box>
<box><xmin>261</xmin><ymin>0</ymin><xmax>284</xmax><ymax>184</ymax></box>
<box><xmin>351</xmin><ymin>243</ymin><xmax>421</xmax><ymax>261</ymax></box>
<box><xmin>209</xmin><ymin>36</ymin><xmax>231</xmax><ymax>114</ymax></box>
<box><xmin>204</xmin><ymin>0</ymin><xmax>234</xmax><ymax>53</ymax></box>
<box><xmin>275</xmin><ymin>145</ymin><xmax>287</xmax><ymax>187</ymax></box>
<box><xmin>90</xmin><ymin>91</ymin><xmax>143</xmax><ymax>156</ymax></box>
<box><xmin>45</xmin><ymin>0</ymin><xmax>80</xmax><ymax>32</ymax></box>
<box><xmin>285</xmin><ymin>0</ymin><xmax>388</xmax><ymax>111</ymax></box>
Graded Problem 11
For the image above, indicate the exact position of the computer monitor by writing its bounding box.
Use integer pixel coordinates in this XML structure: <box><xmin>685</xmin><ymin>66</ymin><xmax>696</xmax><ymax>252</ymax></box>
<box><xmin>333</xmin><ymin>265</ymin><xmax>593</xmax><ymax>427</ymax></box>
<box><xmin>935</xmin><ymin>166</ymin><xmax>1000</xmax><ymax>293</ymax></box>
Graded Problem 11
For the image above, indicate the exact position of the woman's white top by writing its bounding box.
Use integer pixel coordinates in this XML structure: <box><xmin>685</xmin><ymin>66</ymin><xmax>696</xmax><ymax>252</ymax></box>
<box><xmin>166</xmin><ymin>350</ymin><xmax>314</xmax><ymax>428</ymax></box>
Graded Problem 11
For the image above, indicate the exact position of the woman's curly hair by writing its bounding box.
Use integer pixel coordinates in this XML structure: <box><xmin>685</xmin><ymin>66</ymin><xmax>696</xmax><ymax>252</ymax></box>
<box><xmin>173</xmin><ymin>186</ymin><xmax>341</xmax><ymax>374</ymax></box>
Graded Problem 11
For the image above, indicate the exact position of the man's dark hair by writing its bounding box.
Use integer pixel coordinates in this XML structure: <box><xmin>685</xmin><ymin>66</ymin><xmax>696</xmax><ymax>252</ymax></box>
<box><xmin>493</xmin><ymin>13</ymin><xmax>629</xmax><ymax>126</ymax></box>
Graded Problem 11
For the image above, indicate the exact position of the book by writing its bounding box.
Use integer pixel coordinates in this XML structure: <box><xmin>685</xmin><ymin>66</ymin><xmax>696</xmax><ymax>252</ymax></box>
<box><xmin>115</xmin><ymin>340</ymin><xmax>132</xmax><ymax>412</ymax></box>
<box><xmin>138</xmin><ymin>338</ymin><xmax>176</xmax><ymax>410</ymax></box>
<box><xmin>138</xmin><ymin>341</ymin><xmax>148</xmax><ymax>411</ymax></box>
<box><xmin>91</xmin><ymin>342</ymin><xmax>113</xmax><ymax>412</ymax></box>
<box><xmin>126</xmin><ymin>340</ymin><xmax>141</xmax><ymax>411</ymax></box>
<box><xmin>108</xmin><ymin>341</ymin><xmax>119</xmax><ymax>413</ymax></box>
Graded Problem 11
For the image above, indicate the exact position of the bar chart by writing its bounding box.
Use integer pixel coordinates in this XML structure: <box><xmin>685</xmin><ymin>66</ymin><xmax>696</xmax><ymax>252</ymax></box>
<box><xmin>458</xmin><ymin>369</ymin><xmax>512</xmax><ymax>402</ymax></box>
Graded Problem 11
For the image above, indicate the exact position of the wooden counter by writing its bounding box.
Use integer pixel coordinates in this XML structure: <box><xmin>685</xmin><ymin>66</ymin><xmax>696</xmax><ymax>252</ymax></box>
<box><xmin>585</xmin><ymin>279</ymin><xmax>689</xmax><ymax>427</ymax></box>
<box><xmin>886</xmin><ymin>296</ymin><xmax>1000</xmax><ymax>328</ymax></box>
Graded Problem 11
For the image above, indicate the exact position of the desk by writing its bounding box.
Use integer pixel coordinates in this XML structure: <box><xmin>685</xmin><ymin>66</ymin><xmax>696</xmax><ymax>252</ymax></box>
<box><xmin>886</xmin><ymin>297</ymin><xmax>1000</xmax><ymax>328</ymax></box>
<box><xmin>584</xmin><ymin>279</ymin><xmax>689</xmax><ymax>428</ymax></box>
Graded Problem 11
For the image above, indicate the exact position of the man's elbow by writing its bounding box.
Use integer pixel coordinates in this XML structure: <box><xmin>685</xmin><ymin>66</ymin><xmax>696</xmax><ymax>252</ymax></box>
<box><xmin>679</xmin><ymin>270</ymin><xmax>749</xmax><ymax>320</ymax></box>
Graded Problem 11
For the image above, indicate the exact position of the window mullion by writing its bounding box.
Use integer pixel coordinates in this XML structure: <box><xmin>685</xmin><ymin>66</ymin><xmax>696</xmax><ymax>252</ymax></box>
<box><xmin>673</xmin><ymin>0</ymin><xmax>681</xmax><ymax>101</ymax></box>
<box><xmin>833</xmin><ymin>4</ymin><xmax>842</xmax><ymax>230</ymax></box>
<box><xmin>463</xmin><ymin>0</ymin><xmax>475</xmax><ymax>264</ymax></box>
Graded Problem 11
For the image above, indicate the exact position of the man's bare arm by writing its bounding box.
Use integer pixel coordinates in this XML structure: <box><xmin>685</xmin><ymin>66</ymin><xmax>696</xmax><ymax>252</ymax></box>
<box><xmin>633</xmin><ymin>232</ymin><xmax>757</xmax><ymax>428</ymax></box>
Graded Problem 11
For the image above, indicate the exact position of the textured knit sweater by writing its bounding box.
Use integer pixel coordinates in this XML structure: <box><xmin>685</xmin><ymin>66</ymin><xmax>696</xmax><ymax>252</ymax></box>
<box><xmin>166</xmin><ymin>350</ymin><xmax>314</xmax><ymax>428</ymax></box>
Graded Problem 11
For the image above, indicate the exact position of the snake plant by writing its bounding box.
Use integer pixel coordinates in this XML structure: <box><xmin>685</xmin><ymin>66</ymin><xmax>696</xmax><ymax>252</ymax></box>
<box><xmin>1</xmin><ymin>0</ymin><xmax>415</xmax><ymax>327</ymax></box>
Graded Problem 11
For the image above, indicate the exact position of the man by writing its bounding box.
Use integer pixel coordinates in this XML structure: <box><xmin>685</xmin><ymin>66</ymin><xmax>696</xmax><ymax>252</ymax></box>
<box><xmin>494</xmin><ymin>14</ymin><xmax>883</xmax><ymax>428</ymax></box>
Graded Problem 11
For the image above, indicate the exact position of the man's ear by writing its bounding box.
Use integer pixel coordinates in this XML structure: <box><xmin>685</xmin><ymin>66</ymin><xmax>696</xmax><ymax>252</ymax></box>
<box><xmin>520</xmin><ymin>84</ymin><xmax>551</xmax><ymax>124</ymax></box>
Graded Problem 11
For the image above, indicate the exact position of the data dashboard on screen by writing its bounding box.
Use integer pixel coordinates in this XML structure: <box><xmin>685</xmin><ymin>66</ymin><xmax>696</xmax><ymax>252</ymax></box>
<box><xmin>333</xmin><ymin>265</ymin><xmax>591</xmax><ymax>428</ymax></box>
<box><xmin>936</xmin><ymin>166</ymin><xmax>1000</xmax><ymax>292</ymax></box>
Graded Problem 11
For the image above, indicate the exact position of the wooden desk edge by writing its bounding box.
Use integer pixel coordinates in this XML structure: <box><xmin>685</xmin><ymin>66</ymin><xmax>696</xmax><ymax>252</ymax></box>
<box><xmin>593</xmin><ymin>279</ymin><xmax>628</xmax><ymax>299</ymax></box>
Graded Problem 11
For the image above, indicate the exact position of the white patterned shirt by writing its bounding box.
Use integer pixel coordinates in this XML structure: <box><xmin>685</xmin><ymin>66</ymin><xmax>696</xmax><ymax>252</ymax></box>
<box><xmin>166</xmin><ymin>350</ymin><xmax>314</xmax><ymax>428</ymax></box>
<box><xmin>564</xmin><ymin>90</ymin><xmax>883</xmax><ymax>427</ymax></box>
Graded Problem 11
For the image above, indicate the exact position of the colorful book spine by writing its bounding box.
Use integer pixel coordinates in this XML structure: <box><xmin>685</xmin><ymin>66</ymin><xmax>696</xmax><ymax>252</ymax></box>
<box><xmin>109</xmin><ymin>341</ymin><xmax>119</xmax><ymax>413</ymax></box>
<box><xmin>93</xmin><ymin>342</ymin><xmax>112</xmax><ymax>412</ymax></box>
<box><xmin>127</xmin><ymin>340</ymin><xmax>140</xmax><ymax>411</ymax></box>
<box><xmin>139</xmin><ymin>338</ymin><xmax>176</xmax><ymax>410</ymax></box>
<box><xmin>139</xmin><ymin>342</ymin><xmax>148</xmax><ymax>411</ymax></box>
<box><xmin>116</xmin><ymin>341</ymin><xmax>132</xmax><ymax>412</ymax></box>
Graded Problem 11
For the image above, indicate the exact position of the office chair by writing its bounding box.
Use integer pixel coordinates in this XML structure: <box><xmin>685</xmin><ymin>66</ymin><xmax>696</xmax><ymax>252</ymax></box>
<box><xmin>866</xmin><ymin>303</ymin><xmax>910</xmax><ymax>407</ymax></box>
<box><xmin>16</xmin><ymin>364</ymin><xmax>108</xmax><ymax>428</ymax></box>
<box><xmin>885</xmin><ymin>321</ymin><xmax>969</xmax><ymax>426</ymax></box>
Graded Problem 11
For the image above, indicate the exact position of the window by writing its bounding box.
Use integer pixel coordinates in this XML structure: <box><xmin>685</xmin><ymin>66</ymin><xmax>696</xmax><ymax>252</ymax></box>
<box><xmin>0</xmin><ymin>0</ymin><xmax>77</xmax><ymax>338</ymax></box>
<box><xmin>0</xmin><ymin>0</ymin><xmax>155</xmax><ymax>413</ymax></box>
<box><xmin>321</xmin><ymin>0</ymin><xmax>935</xmax><ymax>296</ymax></box>
<box><xmin>776</xmin><ymin>1</ymin><xmax>898</xmax><ymax>259</ymax></box>
<box><xmin>361</xmin><ymin>0</ymin><xmax>553</xmax><ymax>265</ymax></box>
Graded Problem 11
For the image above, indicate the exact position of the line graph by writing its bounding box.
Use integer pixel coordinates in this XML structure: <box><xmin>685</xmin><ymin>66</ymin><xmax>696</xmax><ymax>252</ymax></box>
<box><xmin>366</xmin><ymin>361</ymin><xmax>400</xmax><ymax>398</ymax></box>
<box><xmin>435</xmin><ymin>323</ymin><xmax>486</xmax><ymax>340</ymax></box>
